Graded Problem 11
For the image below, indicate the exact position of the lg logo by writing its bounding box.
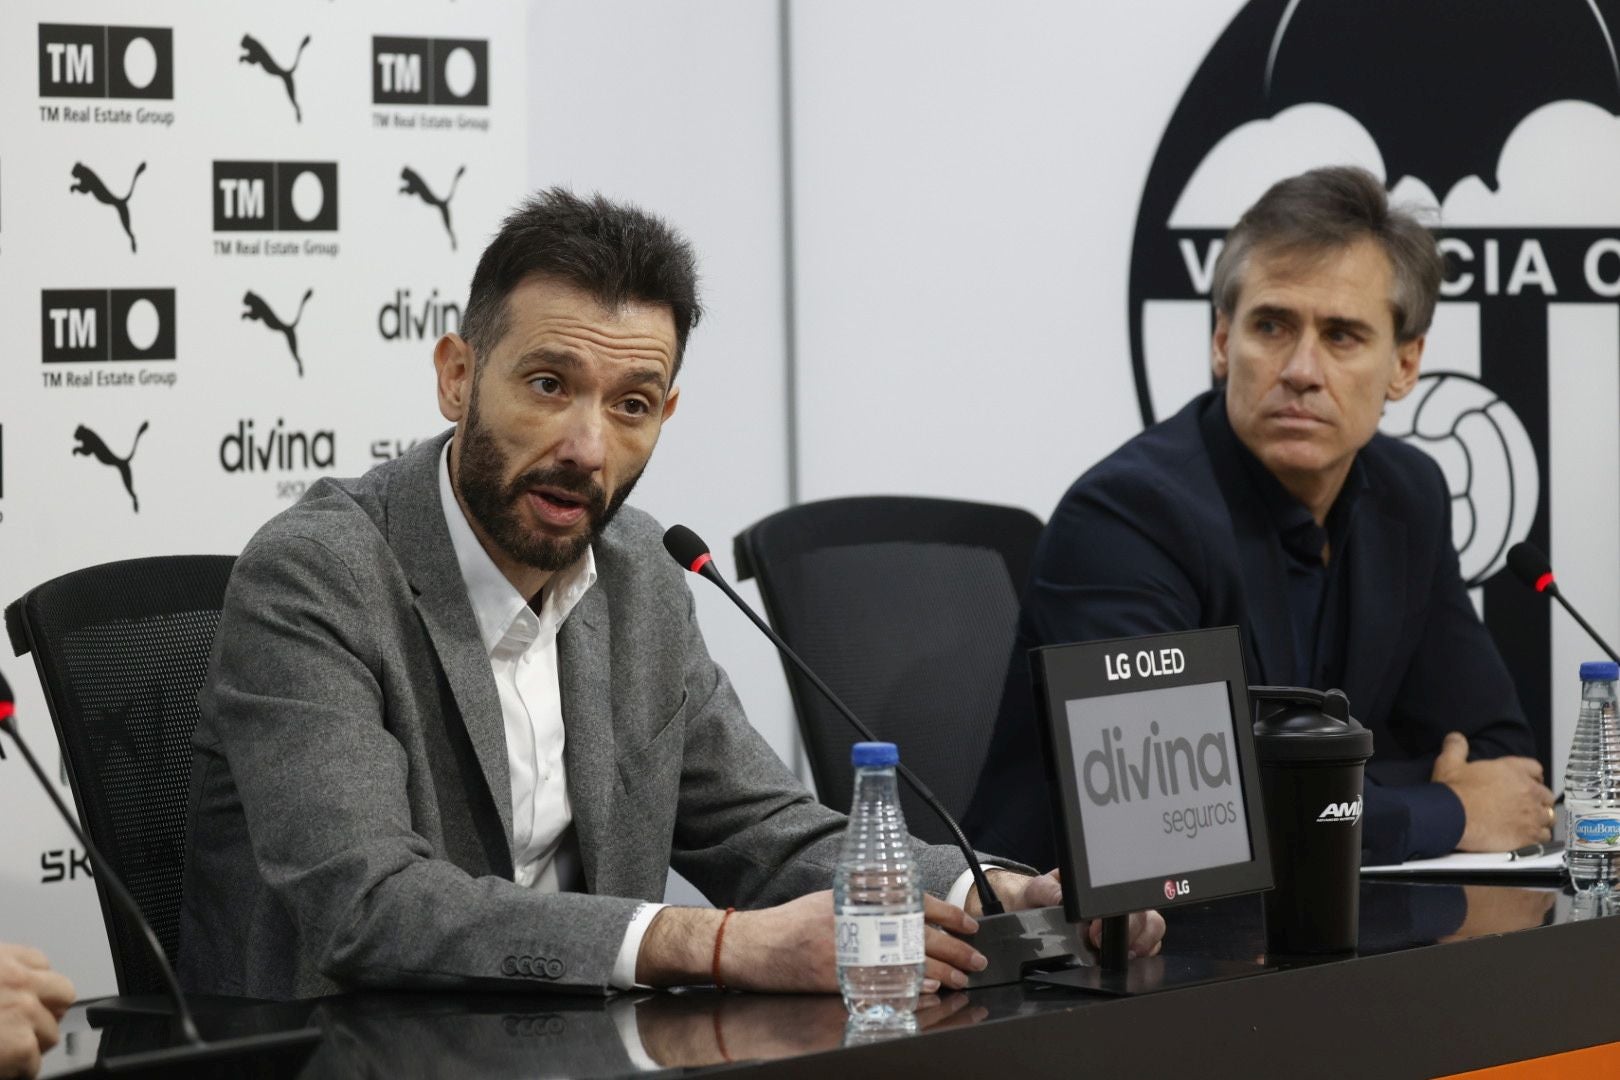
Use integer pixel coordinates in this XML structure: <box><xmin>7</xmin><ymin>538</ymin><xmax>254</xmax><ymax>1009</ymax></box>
<box><xmin>38</xmin><ymin>24</ymin><xmax>173</xmax><ymax>99</ymax></box>
<box><xmin>372</xmin><ymin>36</ymin><xmax>488</xmax><ymax>106</ymax></box>
<box><xmin>41</xmin><ymin>289</ymin><xmax>176</xmax><ymax>364</ymax></box>
<box><xmin>213</xmin><ymin>161</ymin><xmax>338</xmax><ymax>231</ymax></box>
<box><xmin>1163</xmin><ymin>878</ymin><xmax>1191</xmax><ymax>901</ymax></box>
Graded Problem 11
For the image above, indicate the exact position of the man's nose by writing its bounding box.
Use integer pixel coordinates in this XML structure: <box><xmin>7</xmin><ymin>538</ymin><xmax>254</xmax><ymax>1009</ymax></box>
<box><xmin>1279</xmin><ymin>332</ymin><xmax>1326</xmax><ymax>391</ymax></box>
<box><xmin>553</xmin><ymin>403</ymin><xmax>607</xmax><ymax>473</ymax></box>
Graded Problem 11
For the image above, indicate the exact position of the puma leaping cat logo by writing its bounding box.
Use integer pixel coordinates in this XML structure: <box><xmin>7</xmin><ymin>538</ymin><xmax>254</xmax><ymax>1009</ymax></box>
<box><xmin>239</xmin><ymin>34</ymin><xmax>311</xmax><ymax>122</ymax></box>
<box><xmin>242</xmin><ymin>289</ymin><xmax>313</xmax><ymax>377</ymax></box>
<box><xmin>70</xmin><ymin>162</ymin><xmax>145</xmax><ymax>253</ymax></box>
<box><xmin>400</xmin><ymin>165</ymin><xmax>466</xmax><ymax>250</ymax></box>
<box><xmin>73</xmin><ymin>422</ymin><xmax>149</xmax><ymax>513</ymax></box>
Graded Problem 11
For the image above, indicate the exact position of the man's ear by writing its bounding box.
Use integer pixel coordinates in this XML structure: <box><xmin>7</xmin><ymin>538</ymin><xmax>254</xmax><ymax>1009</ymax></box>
<box><xmin>435</xmin><ymin>334</ymin><xmax>476</xmax><ymax>422</ymax></box>
<box><xmin>1388</xmin><ymin>334</ymin><xmax>1425</xmax><ymax>402</ymax></box>
<box><xmin>661</xmin><ymin>384</ymin><xmax>680</xmax><ymax>423</ymax></box>
<box><xmin>1211</xmin><ymin>309</ymin><xmax>1232</xmax><ymax>382</ymax></box>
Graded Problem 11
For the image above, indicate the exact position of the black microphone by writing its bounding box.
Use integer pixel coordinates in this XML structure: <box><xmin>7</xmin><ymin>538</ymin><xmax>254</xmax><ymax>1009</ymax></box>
<box><xmin>662</xmin><ymin>524</ymin><xmax>1005</xmax><ymax>916</ymax></box>
<box><xmin>665</xmin><ymin>525</ymin><xmax>1090</xmax><ymax>985</ymax></box>
<box><xmin>0</xmin><ymin>667</ymin><xmax>320</xmax><ymax>1071</ymax></box>
<box><xmin>1506</xmin><ymin>542</ymin><xmax>1620</xmax><ymax>664</ymax></box>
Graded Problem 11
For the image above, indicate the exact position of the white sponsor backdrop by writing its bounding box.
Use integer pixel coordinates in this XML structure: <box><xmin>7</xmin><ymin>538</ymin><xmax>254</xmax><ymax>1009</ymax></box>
<box><xmin>0</xmin><ymin>0</ymin><xmax>528</xmax><ymax>995</ymax></box>
<box><xmin>6</xmin><ymin>0</ymin><xmax>1616</xmax><ymax>1002</ymax></box>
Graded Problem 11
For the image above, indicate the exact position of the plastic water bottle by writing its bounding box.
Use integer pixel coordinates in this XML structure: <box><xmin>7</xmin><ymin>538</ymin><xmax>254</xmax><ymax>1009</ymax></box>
<box><xmin>834</xmin><ymin>742</ymin><xmax>924</xmax><ymax>1029</ymax></box>
<box><xmin>1564</xmin><ymin>660</ymin><xmax>1620</xmax><ymax>892</ymax></box>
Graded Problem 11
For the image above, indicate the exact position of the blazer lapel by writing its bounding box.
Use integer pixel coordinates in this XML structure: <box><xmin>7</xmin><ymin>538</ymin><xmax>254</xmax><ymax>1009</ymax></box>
<box><xmin>1343</xmin><ymin>503</ymin><xmax>1407</xmax><ymax>717</ymax></box>
<box><xmin>387</xmin><ymin>432</ymin><xmax>514</xmax><ymax>850</ymax></box>
<box><xmin>557</xmin><ymin>586</ymin><xmax>616</xmax><ymax>895</ymax></box>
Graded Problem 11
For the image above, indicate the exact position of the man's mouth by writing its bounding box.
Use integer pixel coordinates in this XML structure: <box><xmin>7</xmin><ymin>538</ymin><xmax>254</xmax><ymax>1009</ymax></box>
<box><xmin>527</xmin><ymin>486</ymin><xmax>590</xmax><ymax>528</ymax></box>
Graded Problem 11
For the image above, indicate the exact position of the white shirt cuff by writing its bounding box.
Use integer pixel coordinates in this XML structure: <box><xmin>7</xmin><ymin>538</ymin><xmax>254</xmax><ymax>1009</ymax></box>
<box><xmin>947</xmin><ymin>868</ymin><xmax>984</xmax><ymax>911</ymax></box>
<box><xmin>610</xmin><ymin>902</ymin><xmax>669</xmax><ymax>991</ymax></box>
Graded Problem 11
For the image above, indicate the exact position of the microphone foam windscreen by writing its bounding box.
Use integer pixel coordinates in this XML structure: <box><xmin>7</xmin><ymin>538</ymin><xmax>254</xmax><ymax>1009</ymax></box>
<box><xmin>1506</xmin><ymin>542</ymin><xmax>1551</xmax><ymax>589</ymax></box>
<box><xmin>662</xmin><ymin>524</ymin><xmax>711</xmax><ymax>570</ymax></box>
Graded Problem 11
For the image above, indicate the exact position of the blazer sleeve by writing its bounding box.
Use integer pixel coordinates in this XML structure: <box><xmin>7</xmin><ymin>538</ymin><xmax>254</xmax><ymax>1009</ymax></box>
<box><xmin>201</xmin><ymin>532</ymin><xmax>644</xmax><ymax>995</ymax></box>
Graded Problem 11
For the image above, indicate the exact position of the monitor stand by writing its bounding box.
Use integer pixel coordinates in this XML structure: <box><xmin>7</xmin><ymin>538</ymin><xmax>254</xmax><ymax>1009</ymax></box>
<box><xmin>1025</xmin><ymin>914</ymin><xmax>1264</xmax><ymax>997</ymax></box>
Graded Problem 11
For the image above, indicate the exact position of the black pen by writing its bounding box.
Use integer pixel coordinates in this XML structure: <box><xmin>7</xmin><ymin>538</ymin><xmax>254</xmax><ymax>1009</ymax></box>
<box><xmin>1510</xmin><ymin>841</ymin><xmax>1563</xmax><ymax>860</ymax></box>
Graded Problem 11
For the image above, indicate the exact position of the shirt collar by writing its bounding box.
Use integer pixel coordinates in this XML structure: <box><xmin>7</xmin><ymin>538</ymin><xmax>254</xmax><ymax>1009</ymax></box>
<box><xmin>437</xmin><ymin>439</ymin><xmax>597</xmax><ymax>656</ymax></box>
<box><xmin>1202</xmin><ymin>391</ymin><xmax>1366</xmax><ymax>565</ymax></box>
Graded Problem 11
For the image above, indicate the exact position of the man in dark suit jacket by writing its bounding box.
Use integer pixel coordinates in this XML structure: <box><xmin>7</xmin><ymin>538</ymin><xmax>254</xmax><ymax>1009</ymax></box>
<box><xmin>966</xmin><ymin>167</ymin><xmax>1553</xmax><ymax>869</ymax></box>
<box><xmin>180</xmin><ymin>189</ymin><xmax>1161</xmax><ymax>1001</ymax></box>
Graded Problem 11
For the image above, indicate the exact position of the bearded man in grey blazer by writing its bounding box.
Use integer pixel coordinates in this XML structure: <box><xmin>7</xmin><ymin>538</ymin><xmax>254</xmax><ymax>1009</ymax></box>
<box><xmin>178</xmin><ymin>189</ymin><xmax>1164</xmax><ymax>1001</ymax></box>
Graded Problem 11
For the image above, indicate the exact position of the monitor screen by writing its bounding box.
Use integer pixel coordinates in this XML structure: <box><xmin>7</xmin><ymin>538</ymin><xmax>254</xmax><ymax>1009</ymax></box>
<box><xmin>1033</xmin><ymin>626</ymin><xmax>1272</xmax><ymax>919</ymax></box>
<box><xmin>1063</xmin><ymin>679</ymin><xmax>1252</xmax><ymax>887</ymax></box>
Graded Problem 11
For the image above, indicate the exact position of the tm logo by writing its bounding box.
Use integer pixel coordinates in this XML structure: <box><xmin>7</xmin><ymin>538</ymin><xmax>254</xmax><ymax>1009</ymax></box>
<box><xmin>1316</xmin><ymin>796</ymin><xmax>1364</xmax><ymax>825</ymax></box>
<box><xmin>38</xmin><ymin>24</ymin><xmax>173</xmax><ymax>99</ymax></box>
<box><xmin>1164</xmin><ymin>878</ymin><xmax>1191</xmax><ymax>901</ymax></box>
<box><xmin>372</xmin><ymin>36</ymin><xmax>488</xmax><ymax>106</ymax></box>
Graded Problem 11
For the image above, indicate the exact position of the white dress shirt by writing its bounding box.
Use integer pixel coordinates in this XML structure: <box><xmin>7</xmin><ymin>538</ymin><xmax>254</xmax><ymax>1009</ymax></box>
<box><xmin>438</xmin><ymin>441</ymin><xmax>662</xmax><ymax>989</ymax></box>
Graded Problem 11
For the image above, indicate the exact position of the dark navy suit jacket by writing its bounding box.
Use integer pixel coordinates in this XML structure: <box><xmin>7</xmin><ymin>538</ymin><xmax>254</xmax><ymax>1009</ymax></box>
<box><xmin>964</xmin><ymin>390</ymin><xmax>1537</xmax><ymax>867</ymax></box>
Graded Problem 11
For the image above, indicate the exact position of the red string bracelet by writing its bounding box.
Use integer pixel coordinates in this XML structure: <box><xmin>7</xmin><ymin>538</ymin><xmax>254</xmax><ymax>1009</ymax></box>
<box><xmin>712</xmin><ymin>907</ymin><xmax>736</xmax><ymax>990</ymax></box>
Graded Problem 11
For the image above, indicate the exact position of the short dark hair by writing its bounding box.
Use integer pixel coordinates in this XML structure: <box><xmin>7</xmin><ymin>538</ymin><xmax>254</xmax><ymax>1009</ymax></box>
<box><xmin>460</xmin><ymin>187</ymin><xmax>703</xmax><ymax>377</ymax></box>
<box><xmin>1210</xmin><ymin>166</ymin><xmax>1443</xmax><ymax>343</ymax></box>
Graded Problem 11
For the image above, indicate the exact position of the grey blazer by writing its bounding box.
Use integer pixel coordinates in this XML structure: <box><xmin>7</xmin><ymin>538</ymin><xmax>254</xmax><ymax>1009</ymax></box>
<box><xmin>178</xmin><ymin>431</ymin><xmax>984</xmax><ymax>999</ymax></box>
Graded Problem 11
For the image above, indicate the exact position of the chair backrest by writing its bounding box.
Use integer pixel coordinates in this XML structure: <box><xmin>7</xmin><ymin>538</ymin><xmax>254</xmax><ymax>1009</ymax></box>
<box><xmin>734</xmin><ymin>497</ymin><xmax>1043</xmax><ymax>845</ymax></box>
<box><xmin>5</xmin><ymin>555</ymin><xmax>236</xmax><ymax>996</ymax></box>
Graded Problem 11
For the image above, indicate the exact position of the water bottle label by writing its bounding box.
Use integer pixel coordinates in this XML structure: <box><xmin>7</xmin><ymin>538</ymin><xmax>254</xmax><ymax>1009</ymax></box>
<box><xmin>835</xmin><ymin>911</ymin><xmax>924</xmax><ymax>967</ymax></box>
<box><xmin>1571</xmin><ymin>813</ymin><xmax>1620</xmax><ymax>849</ymax></box>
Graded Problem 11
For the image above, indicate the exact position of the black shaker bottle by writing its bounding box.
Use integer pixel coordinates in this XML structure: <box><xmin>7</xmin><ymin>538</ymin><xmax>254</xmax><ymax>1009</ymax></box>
<box><xmin>1251</xmin><ymin>686</ymin><xmax>1375</xmax><ymax>954</ymax></box>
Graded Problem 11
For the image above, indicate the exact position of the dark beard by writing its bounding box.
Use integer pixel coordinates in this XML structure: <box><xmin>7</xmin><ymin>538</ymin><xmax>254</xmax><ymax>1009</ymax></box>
<box><xmin>456</xmin><ymin>389</ymin><xmax>642</xmax><ymax>573</ymax></box>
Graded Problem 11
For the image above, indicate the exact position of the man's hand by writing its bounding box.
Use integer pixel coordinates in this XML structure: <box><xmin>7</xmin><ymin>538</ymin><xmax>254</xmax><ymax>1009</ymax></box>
<box><xmin>1432</xmin><ymin>732</ymin><xmax>1556</xmax><ymax>852</ymax></box>
<box><xmin>972</xmin><ymin>869</ymin><xmax>1166</xmax><ymax>960</ymax></box>
<box><xmin>637</xmin><ymin>892</ymin><xmax>988</xmax><ymax>993</ymax></box>
<box><xmin>0</xmin><ymin>944</ymin><xmax>74</xmax><ymax>1080</ymax></box>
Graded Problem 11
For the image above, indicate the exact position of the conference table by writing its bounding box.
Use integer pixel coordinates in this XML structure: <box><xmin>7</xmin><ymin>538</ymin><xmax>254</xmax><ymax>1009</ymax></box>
<box><xmin>40</xmin><ymin>878</ymin><xmax>1620</xmax><ymax>1079</ymax></box>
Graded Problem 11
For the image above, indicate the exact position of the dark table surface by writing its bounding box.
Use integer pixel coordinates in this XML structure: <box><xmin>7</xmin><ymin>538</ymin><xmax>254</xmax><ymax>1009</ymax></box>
<box><xmin>41</xmin><ymin>878</ymin><xmax>1620</xmax><ymax>1080</ymax></box>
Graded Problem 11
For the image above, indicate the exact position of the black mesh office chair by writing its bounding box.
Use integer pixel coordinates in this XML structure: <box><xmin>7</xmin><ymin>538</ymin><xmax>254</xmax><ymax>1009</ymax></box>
<box><xmin>734</xmin><ymin>497</ymin><xmax>1043</xmax><ymax>845</ymax></box>
<box><xmin>5</xmin><ymin>556</ymin><xmax>236</xmax><ymax>996</ymax></box>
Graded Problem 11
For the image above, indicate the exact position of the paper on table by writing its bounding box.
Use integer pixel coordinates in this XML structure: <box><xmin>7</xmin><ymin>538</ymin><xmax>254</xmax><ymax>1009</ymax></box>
<box><xmin>1361</xmin><ymin>849</ymin><xmax>1566</xmax><ymax>875</ymax></box>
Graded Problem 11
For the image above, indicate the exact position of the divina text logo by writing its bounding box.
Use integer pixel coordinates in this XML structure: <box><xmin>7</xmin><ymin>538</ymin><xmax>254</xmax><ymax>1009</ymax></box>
<box><xmin>401</xmin><ymin>165</ymin><xmax>465</xmax><ymax>249</ymax></box>
<box><xmin>242</xmin><ymin>289</ymin><xmax>313</xmax><ymax>377</ymax></box>
<box><xmin>219</xmin><ymin>419</ymin><xmax>335</xmax><ymax>474</ymax></box>
<box><xmin>38</xmin><ymin>24</ymin><xmax>173</xmax><ymax>100</ymax></box>
<box><xmin>378</xmin><ymin>288</ymin><xmax>461</xmax><ymax>341</ymax></box>
<box><xmin>70</xmin><ymin>160</ymin><xmax>145</xmax><ymax>252</ymax></box>
<box><xmin>240</xmin><ymin>34</ymin><xmax>310</xmax><ymax>122</ymax></box>
<box><xmin>73</xmin><ymin>421</ymin><xmax>148</xmax><ymax>512</ymax></box>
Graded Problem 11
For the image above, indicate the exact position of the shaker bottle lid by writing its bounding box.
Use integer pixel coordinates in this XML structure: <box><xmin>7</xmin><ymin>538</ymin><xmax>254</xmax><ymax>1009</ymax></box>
<box><xmin>1250</xmin><ymin>686</ymin><xmax>1374</xmax><ymax>763</ymax></box>
<box><xmin>852</xmin><ymin>741</ymin><xmax>899</xmax><ymax>766</ymax></box>
<box><xmin>1579</xmin><ymin>661</ymin><xmax>1619</xmax><ymax>681</ymax></box>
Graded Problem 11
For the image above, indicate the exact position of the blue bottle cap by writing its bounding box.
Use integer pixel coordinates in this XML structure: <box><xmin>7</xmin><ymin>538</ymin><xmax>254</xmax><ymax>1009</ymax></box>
<box><xmin>851</xmin><ymin>741</ymin><xmax>899</xmax><ymax>767</ymax></box>
<box><xmin>1580</xmin><ymin>661</ymin><xmax>1620</xmax><ymax>682</ymax></box>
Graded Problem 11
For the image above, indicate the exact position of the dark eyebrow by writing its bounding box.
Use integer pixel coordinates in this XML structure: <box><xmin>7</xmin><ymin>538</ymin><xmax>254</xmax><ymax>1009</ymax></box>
<box><xmin>518</xmin><ymin>348</ymin><xmax>669</xmax><ymax>393</ymax></box>
<box><xmin>1318</xmin><ymin>315</ymin><xmax>1377</xmax><ymax>336</ymax></box>
<box><xmin>1247</xmin><ymin>304</ymin><xmax>1297</xmax><ymax>324</ymax></box>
